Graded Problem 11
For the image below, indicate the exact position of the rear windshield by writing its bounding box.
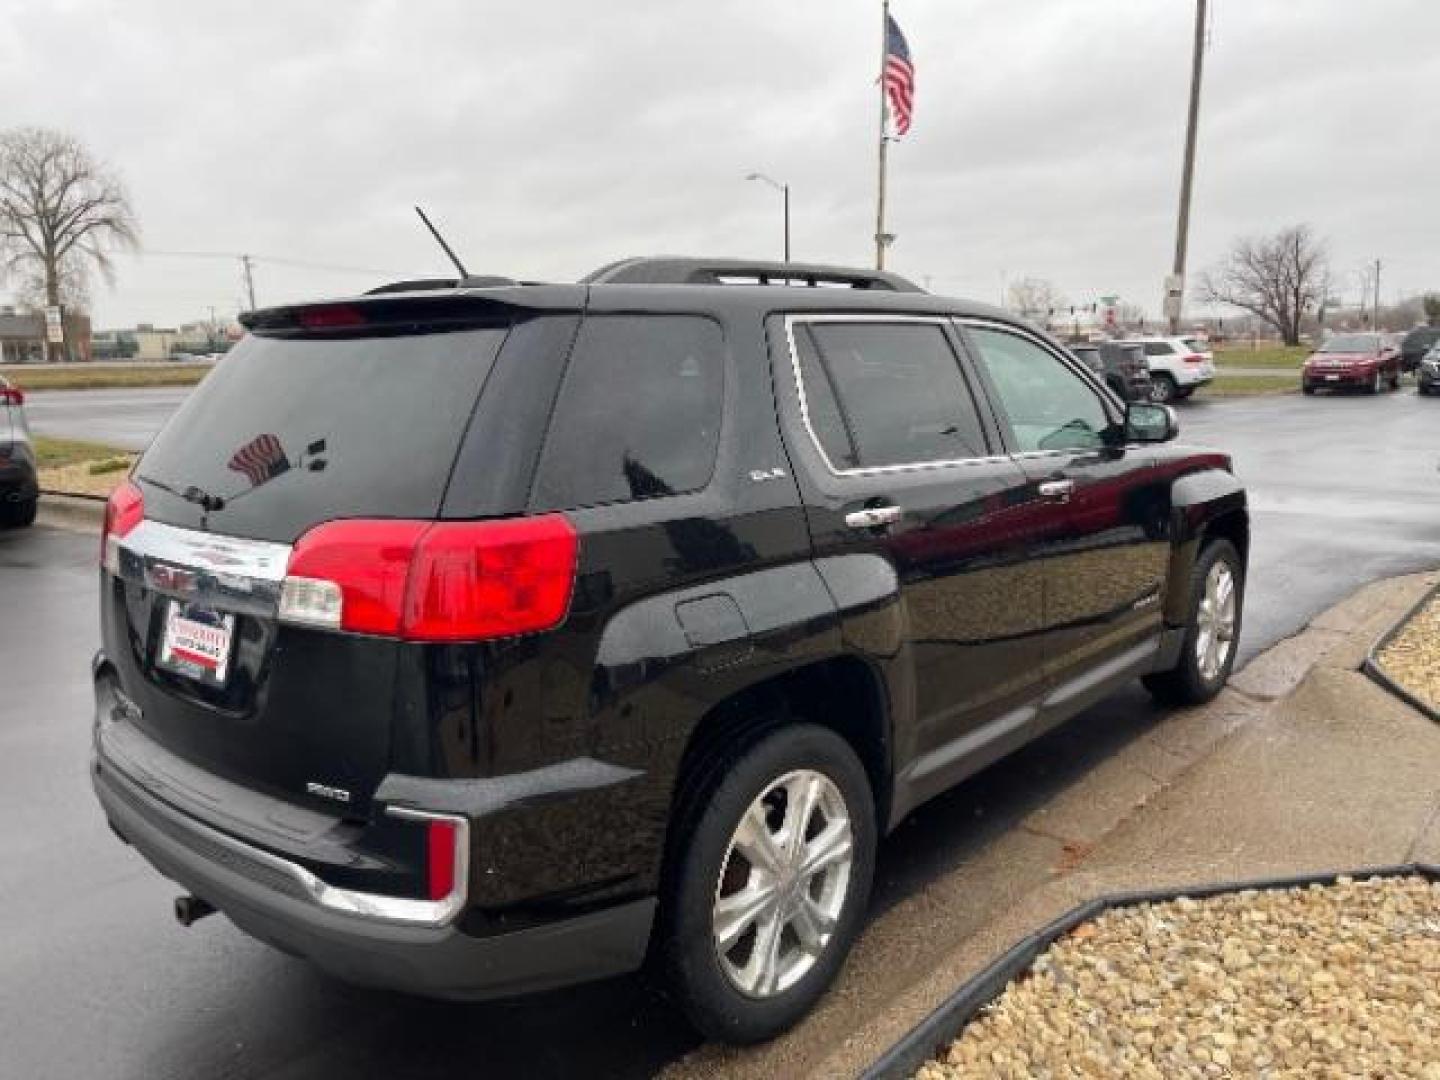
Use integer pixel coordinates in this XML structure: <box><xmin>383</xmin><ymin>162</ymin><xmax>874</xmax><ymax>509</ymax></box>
<box><xmin>1319</xmin><ymin>334</ymin><xmax>1378</xmax><ymax>353</ymax></box>
<box><xmin>137</xmin><ymin>328</ymin><xmax>507</xmax><ymax>543</ymax></box>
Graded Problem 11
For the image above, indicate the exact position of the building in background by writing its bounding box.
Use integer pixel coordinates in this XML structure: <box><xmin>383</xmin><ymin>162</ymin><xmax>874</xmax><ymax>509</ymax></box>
<box><xmin>0</xmin><ymin>306</ymin><xmax>92</xmax><ymax>363</ymax></box>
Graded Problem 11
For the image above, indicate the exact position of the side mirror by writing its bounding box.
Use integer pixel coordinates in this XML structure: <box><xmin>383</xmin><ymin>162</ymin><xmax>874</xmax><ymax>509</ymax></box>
<box><xmin>1125</xmin><ymin>401</ymin><xmax>1178</xmax><ymax>443</ymax></box>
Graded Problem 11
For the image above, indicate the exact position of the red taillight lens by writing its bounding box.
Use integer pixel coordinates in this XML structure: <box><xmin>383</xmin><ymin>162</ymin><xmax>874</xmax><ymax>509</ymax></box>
<box><xmin>101</xmin><ymin>480</ymin><xmax>145</xmax><ymax>570</ymax></box>
<box><xmin>1182</xmin><ymin>354</ymin><xmax>1205</xmax><ymax>364</ymax></box>
<box><xmin>297</xmin><ymin>305</ymin><xmax>367</xmax><ymax>330</ymax></box>
<box><xmin>403</xmin><ymin>516</ymin><xmax>578</xmax><ymax>641</ymax></box>
<box><xmin>0</xmin><ymin>386</ymin><xmax>24</xmax><ymax>405</ymax></box>
<box><xmin>426</xmin><ymin>819</ymin><xmax>459</xmax><ymax>901</ymax></box>
<box><xmin>281</xmin><ymin>514</ymin><xmax>578</xmax><ymax>642</ymax></box>
<box><xmin>286</xmin><ymin>520</ymin><xmax>430</xmax><ymax>635</ymax></box>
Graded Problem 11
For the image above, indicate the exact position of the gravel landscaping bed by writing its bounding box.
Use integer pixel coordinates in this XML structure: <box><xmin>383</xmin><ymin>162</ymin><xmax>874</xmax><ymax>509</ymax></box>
<box><xmin>1377</xmin><ymin>594</ymin><xmax>1440</xmax><ymax>713</ymax></box>
<box><xmin>916</xmin><ymin>876</ymin><xmax>1440</xmax><ymax>1078</ymax></box>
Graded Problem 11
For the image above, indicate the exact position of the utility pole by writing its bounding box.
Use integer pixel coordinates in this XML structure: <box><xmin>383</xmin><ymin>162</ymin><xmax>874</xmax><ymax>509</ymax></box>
<box><xmin>874</xmin><ymin>0</ymin><xmax>892</xmax><ymax>270</ymax></box>
<box><xmin>1168</xmin><ymin>0</ymin><xmax>1208</xmax><ymax>335</ymax></box>
<box><xmin>1373</xmin><ymin>258</ymin><xmax>1383</xmax><ymax>330</ymax></box>
<box><xmin>241</xmin><ymin>254</ymin><xmax>257</xmax><ymax>311</ymax></box>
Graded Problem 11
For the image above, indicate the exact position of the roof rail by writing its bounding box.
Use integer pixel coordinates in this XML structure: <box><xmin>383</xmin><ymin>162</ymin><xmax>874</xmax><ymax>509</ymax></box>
<box><xmin>365</xmin><ymin>275</ymin><xmax>519</xmax><ymax>295</ymax></box>
<box><xmin>581</xmin><ymin>257</ymin><xmax>925</xmax><ymax>293</ymax></box>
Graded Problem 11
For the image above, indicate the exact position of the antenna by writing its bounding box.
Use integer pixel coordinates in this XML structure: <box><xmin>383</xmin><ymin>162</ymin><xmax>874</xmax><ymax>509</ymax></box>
<box><xmin>413</xmin><ymin>206</ymin><xmax>469</xmax><ymax>278</ymax></box>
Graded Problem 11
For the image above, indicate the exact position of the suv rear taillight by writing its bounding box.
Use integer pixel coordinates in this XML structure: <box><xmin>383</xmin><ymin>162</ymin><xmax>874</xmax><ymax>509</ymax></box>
<box><xmin>0</xmin><ymin>386</ymin><xmax>23</xmax><ymax>405</ymax></box>
<box><xmin>102</xmin><ymin>480</ymin><xmax>145</xmax><ymax>573</ymax></box>
<box><xmin>281</xmin><ymin>515</ymin><xmax>578</xmax><ymax>642</ymax></box>
<box><xmin>1182</xmin><ymin>353</ymin><xmax>1205</xmax><ymax>364</ymax></box>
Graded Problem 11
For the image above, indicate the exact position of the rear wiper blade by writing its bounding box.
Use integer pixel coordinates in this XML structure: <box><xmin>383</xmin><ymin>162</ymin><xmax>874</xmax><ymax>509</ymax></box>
<box><xmin>137</xmin><ymin>474</ymin><xmax>226</xmax><ymax>513</ymax></box>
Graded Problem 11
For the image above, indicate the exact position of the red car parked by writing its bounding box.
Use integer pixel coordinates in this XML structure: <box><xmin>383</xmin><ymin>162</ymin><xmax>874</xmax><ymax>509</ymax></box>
<box><xmin>1302</xmin><ymin>333</ymin><xmax>1401</xmax><ymax>395</ymax></box>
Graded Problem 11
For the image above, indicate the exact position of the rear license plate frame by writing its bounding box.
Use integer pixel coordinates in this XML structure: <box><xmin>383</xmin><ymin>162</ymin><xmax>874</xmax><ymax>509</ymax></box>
<box><xmin>157</xmin><ymin>601</ymin><xmax>236</xmax><ymax>688</ymax></box>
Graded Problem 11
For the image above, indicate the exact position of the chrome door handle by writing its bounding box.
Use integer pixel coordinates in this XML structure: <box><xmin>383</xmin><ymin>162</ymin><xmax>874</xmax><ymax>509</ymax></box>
<box><xmin>845</xmin><ymin>506</ymin><xmax>903</xmax><ymax>529</ymax></box>
<box><xmin>1038</xmin><ymin>479</ymin><xmax>1075</xmax><ymax>504</ymax></box>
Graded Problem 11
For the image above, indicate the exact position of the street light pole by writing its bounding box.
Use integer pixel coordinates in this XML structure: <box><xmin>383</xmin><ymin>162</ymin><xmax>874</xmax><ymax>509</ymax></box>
<box><xmin>1168</xmin><ymin>0</ymin><xmax>1208</xmax><ymax>335</ymax></box>
<box><xmin>746</xmin><ymin>173</ymin><xmax>791</xmax><ymax>262</ymax></box>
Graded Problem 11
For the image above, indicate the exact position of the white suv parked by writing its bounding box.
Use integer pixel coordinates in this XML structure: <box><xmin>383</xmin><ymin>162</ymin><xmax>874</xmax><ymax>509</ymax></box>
<box><xmin>1119</xmin><ymin>336</ymin><xmax>1216</xmax><ymax>402</ymax></box>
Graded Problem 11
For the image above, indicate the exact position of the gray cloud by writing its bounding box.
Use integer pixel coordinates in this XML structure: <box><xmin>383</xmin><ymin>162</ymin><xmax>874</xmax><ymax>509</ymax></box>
<box><xmin>3</xmin><ymin>0</ymin><xmax>1437</xmax><ymax>326</ymax></box>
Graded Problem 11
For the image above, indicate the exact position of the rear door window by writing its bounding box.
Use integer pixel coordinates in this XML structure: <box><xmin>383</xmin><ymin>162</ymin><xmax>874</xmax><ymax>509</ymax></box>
<box><xmin>793</xmin><ymin>320</ymin><xmax>989</xmax><ymax>470</ymax></box>
<box><xmin>530</xmin><ymin>315</ymin><xmax>724</xmax><ymax>510</ymax></box>
<box><xmin>1142</xmin><ymin>341</ymin><xmax>1174</xmax><ymax>356</ymax></box>
<box><xmin>137</xmin><ymin>327</ymin><xmax>508</xmax><ymax>542</ymax></box>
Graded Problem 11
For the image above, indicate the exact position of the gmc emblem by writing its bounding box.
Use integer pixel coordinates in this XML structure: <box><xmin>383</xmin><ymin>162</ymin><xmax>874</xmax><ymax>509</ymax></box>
<box><xmin>148</xmin><ymin>563</ymin><xmax>198</xmax><ymax>595</ymax></box>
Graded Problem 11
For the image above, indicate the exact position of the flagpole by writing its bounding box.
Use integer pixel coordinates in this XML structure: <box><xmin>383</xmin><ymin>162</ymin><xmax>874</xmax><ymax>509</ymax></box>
<box><xmin>874</xmin><ymin>0</ymin><xmax>890</xmax><ymax>270</ymax></box>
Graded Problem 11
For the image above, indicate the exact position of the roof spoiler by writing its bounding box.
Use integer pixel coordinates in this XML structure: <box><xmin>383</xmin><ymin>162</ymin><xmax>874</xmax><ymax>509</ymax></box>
<box><xmin>365</xmin><ymin>275</ymin><xmax>519</xmax><ymax>295</ymax></box>
<box><xmin>582</xmin><ymin>257</ymin><xmax>925</xmax><ymax>293</ymax></box>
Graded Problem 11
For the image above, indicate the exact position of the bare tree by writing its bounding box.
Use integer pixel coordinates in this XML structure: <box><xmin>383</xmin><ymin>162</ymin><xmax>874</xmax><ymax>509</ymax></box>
<box><xmin>1198</xmin><ymin>225</ymin><xmax>1327</xmax><ymax>346</ymax></box>
<box><xmin>1424</xmin><ymin>293</ymin><xmax>1440</xmax><ymax>327</ymax></box>
<box><xmin>0</xmin><ymin>127</ymin><xmax>138</xmax><ymax>360</ymax></box>
<box><xmin>1007</xmin><ymin>277</ymin><xmax>1067</xmax><ymax>321</ymax></box>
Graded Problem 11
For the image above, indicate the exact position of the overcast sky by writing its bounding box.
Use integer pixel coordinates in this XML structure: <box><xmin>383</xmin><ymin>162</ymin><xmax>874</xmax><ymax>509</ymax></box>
<box><xmin>3</xmin><ymin>0</ymin><xmax>1437</xmax><ymax>328</ymax></box>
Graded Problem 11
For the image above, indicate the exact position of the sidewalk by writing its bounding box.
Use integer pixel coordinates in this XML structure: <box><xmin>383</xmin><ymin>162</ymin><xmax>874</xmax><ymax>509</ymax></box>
<box><xmin>663</xmin><ymin>570</ymin><xmax>1440</xmax><ymax>1079</ymax></box>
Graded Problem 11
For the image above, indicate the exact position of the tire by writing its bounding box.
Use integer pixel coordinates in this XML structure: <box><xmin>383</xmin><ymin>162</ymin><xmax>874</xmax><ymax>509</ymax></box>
<box><xmin>658</xmin><ymin>722</ymin><xmax>876</xmax><ymax>1044</ymax></box>
<box><xmin>1302</xmin><ymin>383</ymin><xmax>1316</xmax><ymax>395</ymax></box>
<box><xmin>1150</xmin><ymin>374</ymin><xmax>1177</xmax><ymax>404</ymax></box>
<box><xmin>1173</xmin><ymin>387</ymin><xmax>1195</xmax><ymax>400</ymax></box>
<box><xmin>1390</xmin><ymin>370</ymin><xmax>1401</xmax><ymax>391</ymax></box>
<box><xmin>1143</xmin><ymin>539</ymin><xmax>1243</xmax><ymax>706</ymax></box>
<box><xmin>0</xmin><ymin>497</ymin><xmax>37</xmax><ymax>528</ymax></box>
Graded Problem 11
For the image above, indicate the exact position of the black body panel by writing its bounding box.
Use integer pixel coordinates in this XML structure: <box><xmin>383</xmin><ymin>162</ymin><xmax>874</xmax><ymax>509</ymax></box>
<box><xmin>91</xmin><ymin>270</ymin><xmax>1250</xmax><ymax>1002</ymax></box>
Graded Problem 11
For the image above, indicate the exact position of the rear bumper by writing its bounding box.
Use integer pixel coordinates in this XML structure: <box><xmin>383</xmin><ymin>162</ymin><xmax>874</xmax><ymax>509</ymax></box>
<box><xmin>93</xmin><ymin>755</ymin><xmax>656</xmax><ymax>999</ymax></box>
<box><xmin>1174</xmin><ymin>365</ymin><xmax>1214</xmax><ymax>388</ymax></box>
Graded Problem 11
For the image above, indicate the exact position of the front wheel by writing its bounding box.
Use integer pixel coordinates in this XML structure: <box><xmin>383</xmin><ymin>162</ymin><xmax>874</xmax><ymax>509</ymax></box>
<box><xmin>658</xmin><ymin>723</ymin><xmax>876</xmax><ymax>1044</ymax></box>
<box><xmin>1143</xmin><ymin>539</ymin><xmax>1243</xmax><ymax>706</ymax></box>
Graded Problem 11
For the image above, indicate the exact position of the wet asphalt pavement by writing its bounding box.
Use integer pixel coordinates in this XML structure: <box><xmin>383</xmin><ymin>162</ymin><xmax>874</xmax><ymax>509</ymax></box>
<box><xmin>23</xmin><ymin>387</ymin><xmax>191</xmax><ymax>451</ymax></box>
<box><xmin>1</xmin><ymin>387</ymin><xmax>1437</xmax><ymax>1079</ymax></box>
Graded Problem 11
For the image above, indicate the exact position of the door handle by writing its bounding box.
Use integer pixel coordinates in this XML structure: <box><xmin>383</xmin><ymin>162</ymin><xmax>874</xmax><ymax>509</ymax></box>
<box><xmin>845</xmin><ymin>505</ymin><xmax>903</xmax><ymax>530</ymax></box>
<box><xmin>1037</xmin><ymin>479</ymin><xmax>1075</xmax><ymax>504</ymax></box>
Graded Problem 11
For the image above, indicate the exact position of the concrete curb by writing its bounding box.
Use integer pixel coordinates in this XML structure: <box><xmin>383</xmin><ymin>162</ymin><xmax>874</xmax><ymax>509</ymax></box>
<box><xmin>37</xmin><ymin>491</ymin><xmax>106</xmax><ymax>533</ymax></box>
<box><xmin>861</xmin><ymin>864</ymin><xmax>1440</xmax><ymax>1080</ymax></box>
<box><xmin>1363</xmin><ymin>580</ymin><xmax>1440</xmax><ymax>723</ymax></box>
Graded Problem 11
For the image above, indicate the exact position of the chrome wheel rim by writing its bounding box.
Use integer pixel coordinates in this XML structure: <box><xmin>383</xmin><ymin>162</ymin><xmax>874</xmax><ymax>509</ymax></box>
<box><xmin>712</xmin><ymin>769</ymin><xmax>853</xmax><ymax>999</ymax></box>
<box><xmin>1195</xmin><ymin>560</ymin><xmax>1237</xmax><ymax>682</ymax></box>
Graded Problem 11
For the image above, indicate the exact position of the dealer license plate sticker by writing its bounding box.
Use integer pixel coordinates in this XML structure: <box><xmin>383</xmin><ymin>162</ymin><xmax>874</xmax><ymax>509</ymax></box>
<box><xmin>158</xmin><ymin>602</ymin><xmax>235</xmax><ymax>687</ymax></box>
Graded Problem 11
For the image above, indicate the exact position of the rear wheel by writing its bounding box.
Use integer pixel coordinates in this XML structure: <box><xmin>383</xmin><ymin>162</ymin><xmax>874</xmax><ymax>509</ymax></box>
<box><xmin>658</xmin><ymin>723</ymin><xmax>876</xmax><ymax>1043</ymax></box>
<box><xmin>0</xmin><ymin>497</ymin><xmax>37</xmax><ymax>528</ymax></box>
<box><xmin>1150</xmin><ymin>373</ymin><xmax>1178</xmax><ymax>404</ymax></box>
<box><xmin>1390</xmin><ymin>369</ymin><xmax>1401</xmax><ymax>390</ymax></box>
<box><xmin>1143</xmin><ymin>539</ymin><xmax>1243</xmax><ymax>706</ymax></box>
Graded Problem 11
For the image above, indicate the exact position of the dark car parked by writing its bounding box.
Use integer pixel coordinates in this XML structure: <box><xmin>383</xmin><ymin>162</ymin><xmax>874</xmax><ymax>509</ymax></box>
<box><xmin>1418</xmin><ymin>343</ymin><xmax>1440</xmax><ymax>395</ymax></box>
<box><xmin>0</xmin><ymin>376</ymin><xmax>38</xmax><ymax>527</ymax></box>
<box><xmin>91</xmin><ymin>258</ymin><xmax>1248</xmax><ymax>1042</ymax></box>
<box><xmin>1068</xmin><ymin>341</ymin><xmax>1153</xmax><ymax>402</ymax></box>
<box><xmin>1302</xmin><ymin>333</ymin><xmax>1402</xmax><ymax>394</ymax></box>
<box><xmin>1401</xmin><ymin>327</ymin><xmax>1440</xmax><ymax>375</ymax></box>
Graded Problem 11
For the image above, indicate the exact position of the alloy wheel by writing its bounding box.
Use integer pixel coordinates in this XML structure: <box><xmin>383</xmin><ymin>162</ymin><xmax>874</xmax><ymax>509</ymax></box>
<box><xmin>1194</xmin><ymin>560</ymin><xmax>1237</xmax><ymax>682</ymax></box>
<box><xmin>712</xmin><ymin>769</ymin><xmax>854</xmax><ymax>999</ymax></box>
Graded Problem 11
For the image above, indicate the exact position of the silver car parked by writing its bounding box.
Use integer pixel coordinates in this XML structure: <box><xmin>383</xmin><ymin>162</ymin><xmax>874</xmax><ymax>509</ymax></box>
<box><xmin>0</xmin><ymin>376</ymin><xmax>38</xmax><ymax>527</ymax></box>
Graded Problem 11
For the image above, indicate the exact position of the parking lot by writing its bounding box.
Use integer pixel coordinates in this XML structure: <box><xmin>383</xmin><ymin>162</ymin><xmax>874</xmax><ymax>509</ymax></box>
<box><xmin>2</xmin><ymin>387</ymin><xmax>1438</xmax><ymax>1080</ymax></box>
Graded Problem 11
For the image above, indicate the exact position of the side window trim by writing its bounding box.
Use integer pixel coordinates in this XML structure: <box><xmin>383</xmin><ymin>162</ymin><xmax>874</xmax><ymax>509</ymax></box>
<box><xmin>783</xmin><ymin>313</ymin><xmax>1004</xmax><ymax>478</ymax></box>
<box><xmin>955</xmin><ymin>317</ymin><xmax>1122</xmax><ymax>459</ymax></box>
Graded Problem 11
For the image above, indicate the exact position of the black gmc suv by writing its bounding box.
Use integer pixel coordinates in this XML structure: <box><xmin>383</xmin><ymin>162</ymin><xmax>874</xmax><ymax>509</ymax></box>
<box><xmin>91</xmin><ymin>258</ymin><xmax>1248</xmax><ymax>1043</ymax></box>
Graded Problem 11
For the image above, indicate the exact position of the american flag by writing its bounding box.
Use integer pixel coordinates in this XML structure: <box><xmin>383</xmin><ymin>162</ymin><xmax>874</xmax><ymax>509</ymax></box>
<box><xmin>227</xmin><ymin>433</ymin><xmax>291</xmax><ymax>487</ymax></box>
<box><xmin>883</xmin><ymin>13</ymin><xmax>915</xmax><ymax>137</ymax></box>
